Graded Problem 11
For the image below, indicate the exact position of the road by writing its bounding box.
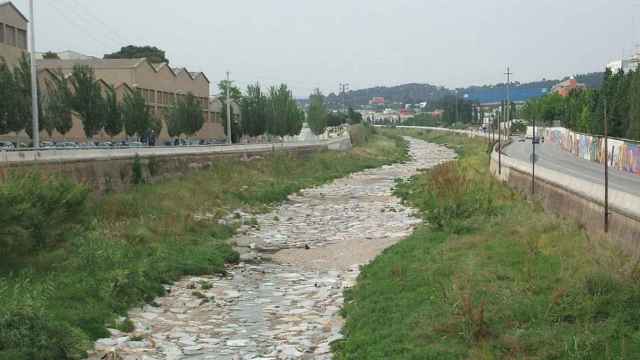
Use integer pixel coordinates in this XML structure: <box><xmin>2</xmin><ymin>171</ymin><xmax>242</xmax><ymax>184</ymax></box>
<box><xmin>504</xmin><ymin>139</ymin><xmax>640</xmax><ymax>194</ymax></box>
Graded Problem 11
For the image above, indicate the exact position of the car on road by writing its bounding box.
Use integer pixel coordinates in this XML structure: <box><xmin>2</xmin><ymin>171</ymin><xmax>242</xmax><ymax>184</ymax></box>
<box><xmin>128</xmin><ymin>141</ymin><xmax>146</xmax><ymax>147</ymax></box>
<box><xmin>98</xmin><ymin>141</ymin><xmax>113</xmax><ymax>147</ymax></box>
<box><xmin>0</xmin><ymin>141</ymin><xmax>15</xmax><ymax>150</ymax></box>
<box><xmin>518</xmin><ymin>136</ymin><xmax>526</xmax><ymax>142</ymax></box>
<box><xmin>532</xmin><ymin>136</ymin><xmax>544</xmax><ymax>144</ymax></box>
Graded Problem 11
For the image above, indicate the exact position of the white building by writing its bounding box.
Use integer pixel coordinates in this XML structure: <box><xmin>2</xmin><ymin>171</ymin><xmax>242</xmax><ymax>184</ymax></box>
<box><xmin>607</xmin><ymin>50</ymin><xmax>640</xmax><ymax>73</ymax></box>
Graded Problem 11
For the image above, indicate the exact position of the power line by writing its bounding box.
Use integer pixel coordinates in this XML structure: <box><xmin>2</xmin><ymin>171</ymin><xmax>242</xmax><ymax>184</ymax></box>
<box><xmin>60</xmin><ymin>0</ymin><xmax>141</xmax><ymax>47</ymax></box>
<box><xmin>55</xmin><ymin>0</ymin><xmax>124</xmax><ymax>47</ymax></box>
<box><xmin>43</xmin><ymin>0</ymin><xmax>116</xmax><ymax>51</ymax></box>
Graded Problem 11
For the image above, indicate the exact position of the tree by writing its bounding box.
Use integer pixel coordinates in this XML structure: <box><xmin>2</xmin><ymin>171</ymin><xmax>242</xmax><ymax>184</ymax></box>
<box><xmin>266</xmin><ymin>84</ymin><xmax>302</xmax><ymax>137</ymax></box>
<box><xmin>42</xmin><ymin>51</ymin><xmax>60</xmax><ymax>59</ymax></box>
<box><xmin>327</xmin><ymin>112</ymin><xmax>348</xmax><ymax>127</ymax></box>
<box><xmin>167</xmin><ymin>92</ymin><xmax>204</xmax><ymax>138</ymax></box>
<box><xmin>347</xmin><ymin>107</ymin><xmax>363</xmax><ymax>124</ymax></box>
<box><xmin>10</xmin><ymin>56</ymin><xmax>33</xmax><ymax>140</ymax></box>
<box><xmin>240</xmin><ymin>83</ymin><xmax>267</xmax><ymax>137</ymax></box>
<box><xmin>69</xmin><ymin>65</ymin><xmax>106</xmax><ymax>139</ymax></box>
<box><xmin>0</xmin><ymin>60</ymin><xmax>16</xmax><ymax>135</ymax></box>
<box><xmin>307</xmin><ymin>89</ymin><xmax>327</xmax><ymax>135</ymax></box>
<box><xmin>104</xmin><ymin>45</ymin><xmax>168</xmax><ymax>64</ymax></box>
<box><xmin>628</xmin><ymin>70</ymin><xmax>640</xmax><ymax>140</ymax></box>
<box><xmin>122</xmin><ymin>89</ymin><xmax>153</xmax><ymax>139</ymax></box>
<box><xmin>218</xmin><ymin>80</ymin><xmax>242</xmax><ymax>102</ymax></box>
<box><xmin>103</xmin><ymin>85</ymin><xmax>123</xmax><ymax>137</ymax></box>
<box><xmin>43</xmin><ymin>71</ymin><xmax>73</xmax><ymax>137</ymax></box>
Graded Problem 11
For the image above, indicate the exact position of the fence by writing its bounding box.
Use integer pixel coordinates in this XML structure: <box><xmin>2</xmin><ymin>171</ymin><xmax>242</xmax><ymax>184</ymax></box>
<box><xmin>544</xmin><ymin>127</ymin><xmax>640</xmax><ymax>176</ymax></box>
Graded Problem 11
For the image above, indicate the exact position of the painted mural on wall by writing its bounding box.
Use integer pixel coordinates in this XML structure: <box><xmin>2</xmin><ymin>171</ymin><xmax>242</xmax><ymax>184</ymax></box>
<box><xmin>544</xmin><ymin>127</ymin><xmax>640</xmax><ymax>176</ymax></box>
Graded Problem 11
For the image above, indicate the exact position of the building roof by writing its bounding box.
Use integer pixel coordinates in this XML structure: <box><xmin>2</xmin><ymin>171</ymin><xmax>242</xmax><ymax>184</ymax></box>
<box><xmin>0</xmin><ymin>1</ymin><xmax>29</xmax><ymax>23</ymax></box>
<box><xmin>37</xmin><ymin>58</ymin><xmax>147</xmax><ymax>70</ymax></box>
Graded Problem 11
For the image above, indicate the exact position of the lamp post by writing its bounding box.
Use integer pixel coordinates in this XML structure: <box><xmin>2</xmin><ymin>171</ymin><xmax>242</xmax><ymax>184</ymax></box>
<box><xmin>28</xmin><ymin>0</ymin><xmax>39</xmax><ymax>148</ymax></box>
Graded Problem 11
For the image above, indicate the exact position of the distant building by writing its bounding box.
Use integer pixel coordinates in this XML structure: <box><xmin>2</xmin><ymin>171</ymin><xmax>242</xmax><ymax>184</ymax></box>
<box><xmin>369</xmin><ymin>97</ymin><xmax>385</xmax><ymax>105</ymax></box>
<box><xmin>0</xmin><ymin>1</ymin><xmax>28</xmax><ymax>68</ymax></box>
<box><xmin>551</xmin><ymin>78</ymin><xmax>586</xmax><ymax>97</ymax></box>
<box><xmin>607</xmin><ymin>50</ymin><xmax>640</xmax><ymax>74</ymax></box>
<box><xmin>607</xmin><ymin>59</ymin><xmax>637</xmax><ymax>74</ymax></box>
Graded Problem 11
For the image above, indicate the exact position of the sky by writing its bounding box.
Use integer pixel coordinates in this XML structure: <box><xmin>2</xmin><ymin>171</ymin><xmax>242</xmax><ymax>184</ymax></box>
<box><xmin>11</xmin><ymin>0</ymin><xmax>638</xmax><ymax>97</ymax></box>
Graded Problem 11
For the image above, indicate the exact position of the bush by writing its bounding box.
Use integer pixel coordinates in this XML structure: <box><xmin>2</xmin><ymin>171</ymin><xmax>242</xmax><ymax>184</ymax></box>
<box><xmin>349</xmin><ymin>123</ymin><xmax>375</xmax><ymax>146</ymax></box>
<box><xmin>0</xmin><ymin>307</ymin><xmax>89</xmax><ymax>360</ymax></box>
<box><xmin>396</xmin><ymin>160</ymin><xmax>498</xmax><ymax>233</ymax></box>
<box><xmin>132</xmin><ymin>155</ymin><xmax>144</xmax><ymax>185</ymax></box>
<box><xmin>0</xmin><ymin>173</ymin><xmax>89</xmax><ymax>257</ymax></box>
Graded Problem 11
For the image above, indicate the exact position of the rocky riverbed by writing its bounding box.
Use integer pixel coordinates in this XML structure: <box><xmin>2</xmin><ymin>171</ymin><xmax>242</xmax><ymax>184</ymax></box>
<box><xmin>88</xmin><ymin>137</ymin><xmax>456</xmax><ymax>360</ymax></box>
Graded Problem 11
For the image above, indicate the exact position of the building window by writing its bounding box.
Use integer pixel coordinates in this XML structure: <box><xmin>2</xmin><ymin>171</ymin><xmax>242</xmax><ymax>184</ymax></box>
<box><xmin>5</xmin><ymin>25</ymin><xmax>15</xmax><ymax>46</ymax></box>
<box><xmin>0</xmin><ymin>24</ymin><xmax>4</xmax><ymax>44</ymax></box>
<box><xmin>16</xmin><ymin>29</ymin><xmax>26</xmax><ymax>49</ymax></box>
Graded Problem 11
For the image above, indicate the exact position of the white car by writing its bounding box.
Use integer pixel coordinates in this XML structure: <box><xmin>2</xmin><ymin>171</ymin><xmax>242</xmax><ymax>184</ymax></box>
<box><xmin>0</xmin><ymin>141</ymin><xmax>15</xmax><ymax>150</ymax></box>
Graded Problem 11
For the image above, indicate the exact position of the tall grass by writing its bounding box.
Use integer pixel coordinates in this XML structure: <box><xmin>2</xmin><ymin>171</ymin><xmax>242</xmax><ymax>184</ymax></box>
<box><xmin>335</xmin><ymin>129</ymin><xmax>640</xmax><ymax>359</ymax></box>
<box><xmin>0</xmin><ymin>133</ymin><xmax>406</xmax><ymax>360</ymax></box>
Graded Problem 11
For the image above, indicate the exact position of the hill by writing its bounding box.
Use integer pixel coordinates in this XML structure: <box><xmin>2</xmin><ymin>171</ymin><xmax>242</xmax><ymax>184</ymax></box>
<box><xmin>324</xmin><ymin>72</ymin><xmax>604</xmax><ymax>108</ymax></box>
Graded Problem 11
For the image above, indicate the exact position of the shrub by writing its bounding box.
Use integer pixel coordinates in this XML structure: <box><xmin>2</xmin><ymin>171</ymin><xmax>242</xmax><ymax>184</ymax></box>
<box><xmin>0</xmin><ymin>173</ymin><xmax>90</xmax><ymax>257</ymax></box>
<box><xmin>349</xmin><ymin>124</ymin><xmax>375</xmax><ymax>146</ymax></box>
<box><xmin>132</xmin><ymin>155</ymin><xmax>144</xmax><ymax>185</ymax></box>
<box><xmin>398</xmin><ymin>162</ymin><xmax>498</xmax><ymax>232</ymax></box>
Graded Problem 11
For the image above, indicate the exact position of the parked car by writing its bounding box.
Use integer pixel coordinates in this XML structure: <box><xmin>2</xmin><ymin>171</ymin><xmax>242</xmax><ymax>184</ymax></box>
<box><xmin>128</xmin><ymin>141</ymin><xmax>145</xmax><ymax>147</ymax></box>
<box><xmin>0</xmin><ymin>141</ymin><xmax>15</xmax><ymax>150</ymax></box>
<box><xmin>98</xmin><ymin>141</ymin><xmax>113</xmax><ymax>147</ymax></box>
<box><xmin>56</xmin><ymin>141</ymin><xmax>79</xmax><ymax>148</ymax></box>
<box><xmin>206</xmin><ymin>139</ymin><xmax>226</xmax><ymax>145</ymax></box>
<box><xmin>79</xmin><ymin>142</ymin><xmax>97</xmax><ymax>148</ymax></box>
<box><xmin>532</xmin><ymin>136</ymin><xmax>542</xmax><ymax>144</ymax></box>
<box><xmin>40</xmin><ymin>141</ymin><xmax>55</xmax><ymax>149</ymax></box>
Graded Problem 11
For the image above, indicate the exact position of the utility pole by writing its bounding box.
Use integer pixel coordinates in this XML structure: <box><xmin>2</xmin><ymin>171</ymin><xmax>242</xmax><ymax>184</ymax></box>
<box><xmin>226</xmin><ymin>71</ymin><xmax>231</xmax><ymax>145</ymax></box>
<box><xmin>505</xmin><ymin>66</ymin><xmax>512</xmax><ymax>138</ymax></box>
<box><xmin>532</xmin><ymin>112</ymin><xmax>536</xmax><ymax>194</ymax></box>
<box><xmin>604</xmin><ymin>100</ymin><xmax>609</xmax><ymax>233</ymax></box>
<box><xmin>29</xmin><ymin>0</ymin><xmax>39</xmax><ymax>148</ymax></box>
<box><xmin>455</xmin><ymin>90</ymin><xmax>459</xmax><ymax>123</ymax></box>
<box><xmin>498</xmin><ymin>103</ymin><xmax>502</xmax><ymax>175</ymax></box>
<box><xmin>339</xmin><ymin>83</ymin><xmax>349</xmax><ymax>112</ymax></box>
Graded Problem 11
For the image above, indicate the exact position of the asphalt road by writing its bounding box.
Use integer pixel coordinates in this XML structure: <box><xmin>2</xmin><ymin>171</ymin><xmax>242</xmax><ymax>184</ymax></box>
<box><xmin>504</xmin><ymin>139</ymin><xmax>640</xmax><ymax>194</ymax></box>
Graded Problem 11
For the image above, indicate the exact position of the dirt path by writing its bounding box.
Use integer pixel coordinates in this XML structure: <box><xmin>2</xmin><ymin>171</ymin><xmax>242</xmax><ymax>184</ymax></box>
<box><xmin>89</xmin><ymin>137</ymin><xmax>456</xmax><ymax>360</ymax></box>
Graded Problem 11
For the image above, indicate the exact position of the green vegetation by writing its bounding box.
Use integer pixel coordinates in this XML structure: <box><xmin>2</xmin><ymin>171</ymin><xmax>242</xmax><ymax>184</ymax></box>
<box><xmin>104</xmin><ymin>45</ymin><xmax>169</xmax><ymax>64</ymax></box>
<box><xmin>166</xmin><ymin>92</ymin><xmax>205</xmax><ymax>138</ymax></box>
<box><xmin>522</xmin><ymin>67</ymin><xmax>640</xmax><ymax>140</ymax></box>
<box><xmin>307</xmin><ymin>89</ymin><xmax>328</xmax><ymax>135</ymax></box>
<box><xmin>335</xmin><ymin>129</ymin><xmax>640</xmax><ymax>359</ymax></box>
<box><xmin>0</xmin><ymin>133</ymin><xmax>406</xmax><ymax>359</ymax></box>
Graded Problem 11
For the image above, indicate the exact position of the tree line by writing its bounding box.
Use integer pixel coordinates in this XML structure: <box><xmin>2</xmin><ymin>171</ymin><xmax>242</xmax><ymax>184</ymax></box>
<box><xmin>522</xmin><ymin>68</ymin><xmax>640</xmax><ymax>140</ymax></box>
<box><xmin>1</xmin><ymin>55</ymin><xmax>347</xmax><ymax>145</ymax></box>
<box><xmin>0</xmin><ymin>56</ymin><xmax>205</xmax><ymax>144</ymax></box>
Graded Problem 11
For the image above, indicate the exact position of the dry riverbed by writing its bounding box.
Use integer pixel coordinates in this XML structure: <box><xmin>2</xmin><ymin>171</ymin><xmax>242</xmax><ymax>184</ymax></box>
<box><xmin>89</xmin><ymin>137</ymin><xmax>455</xmax><ymax>360</ymax></box>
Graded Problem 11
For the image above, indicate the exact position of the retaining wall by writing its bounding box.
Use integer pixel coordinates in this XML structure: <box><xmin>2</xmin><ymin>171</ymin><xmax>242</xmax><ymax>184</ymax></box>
<box><xmin>0</xmin><ymin>137</ymin><xmax>352</xmax><ymax>194</ymax></box>
<box><xmin>491</xmin><ymin>150</ymin><xmax>640</xmax><ymax>252</ymax></box>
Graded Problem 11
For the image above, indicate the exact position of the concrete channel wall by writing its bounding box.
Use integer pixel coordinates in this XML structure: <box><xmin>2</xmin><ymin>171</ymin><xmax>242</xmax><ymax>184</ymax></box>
<box><xmin>388</xmin><ymin>125</ymin><xmax>640</xmax><ymax>251</ymax></box>
<box><xmin>490</xmin><ymin>150</ymin><xmax>640</xmax><ymax>252</ymax></box>
<box><xmin>0</xmin><ymin>136</ymin><xmax>352</xmax><ymax>194</ymax></box>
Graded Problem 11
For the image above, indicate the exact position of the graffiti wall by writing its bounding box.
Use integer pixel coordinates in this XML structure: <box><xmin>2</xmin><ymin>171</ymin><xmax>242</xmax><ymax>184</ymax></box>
<box><xmin>544</xmin><ymin>127</ymin><xmax>640</xmax><ymax>176</ymax></box>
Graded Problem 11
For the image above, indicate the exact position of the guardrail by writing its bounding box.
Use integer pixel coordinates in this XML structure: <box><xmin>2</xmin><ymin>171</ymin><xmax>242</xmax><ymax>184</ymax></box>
<box><xmin>0</xmin><ymin>136</ymin><xmax>351</xmax><ymax>164</ymax></box>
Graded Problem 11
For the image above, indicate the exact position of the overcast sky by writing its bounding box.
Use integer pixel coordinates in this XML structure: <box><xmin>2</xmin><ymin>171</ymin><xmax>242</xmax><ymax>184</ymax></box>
<box><xmin>11</xmin><ymin>0</ymin><xmax>637</xmax><ymax>97</ymax></box>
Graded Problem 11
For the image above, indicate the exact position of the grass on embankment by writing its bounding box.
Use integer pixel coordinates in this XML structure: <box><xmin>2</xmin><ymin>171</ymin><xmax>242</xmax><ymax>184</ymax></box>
<box><xmin>0</xmin><ymin>124</ymin><xmax>407</xmax><ymax>360</ymax></box>
<box><xmin>334</xmin><ymin>129</ymin><xmax>640</xmax><ymax>359</ymax></box>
